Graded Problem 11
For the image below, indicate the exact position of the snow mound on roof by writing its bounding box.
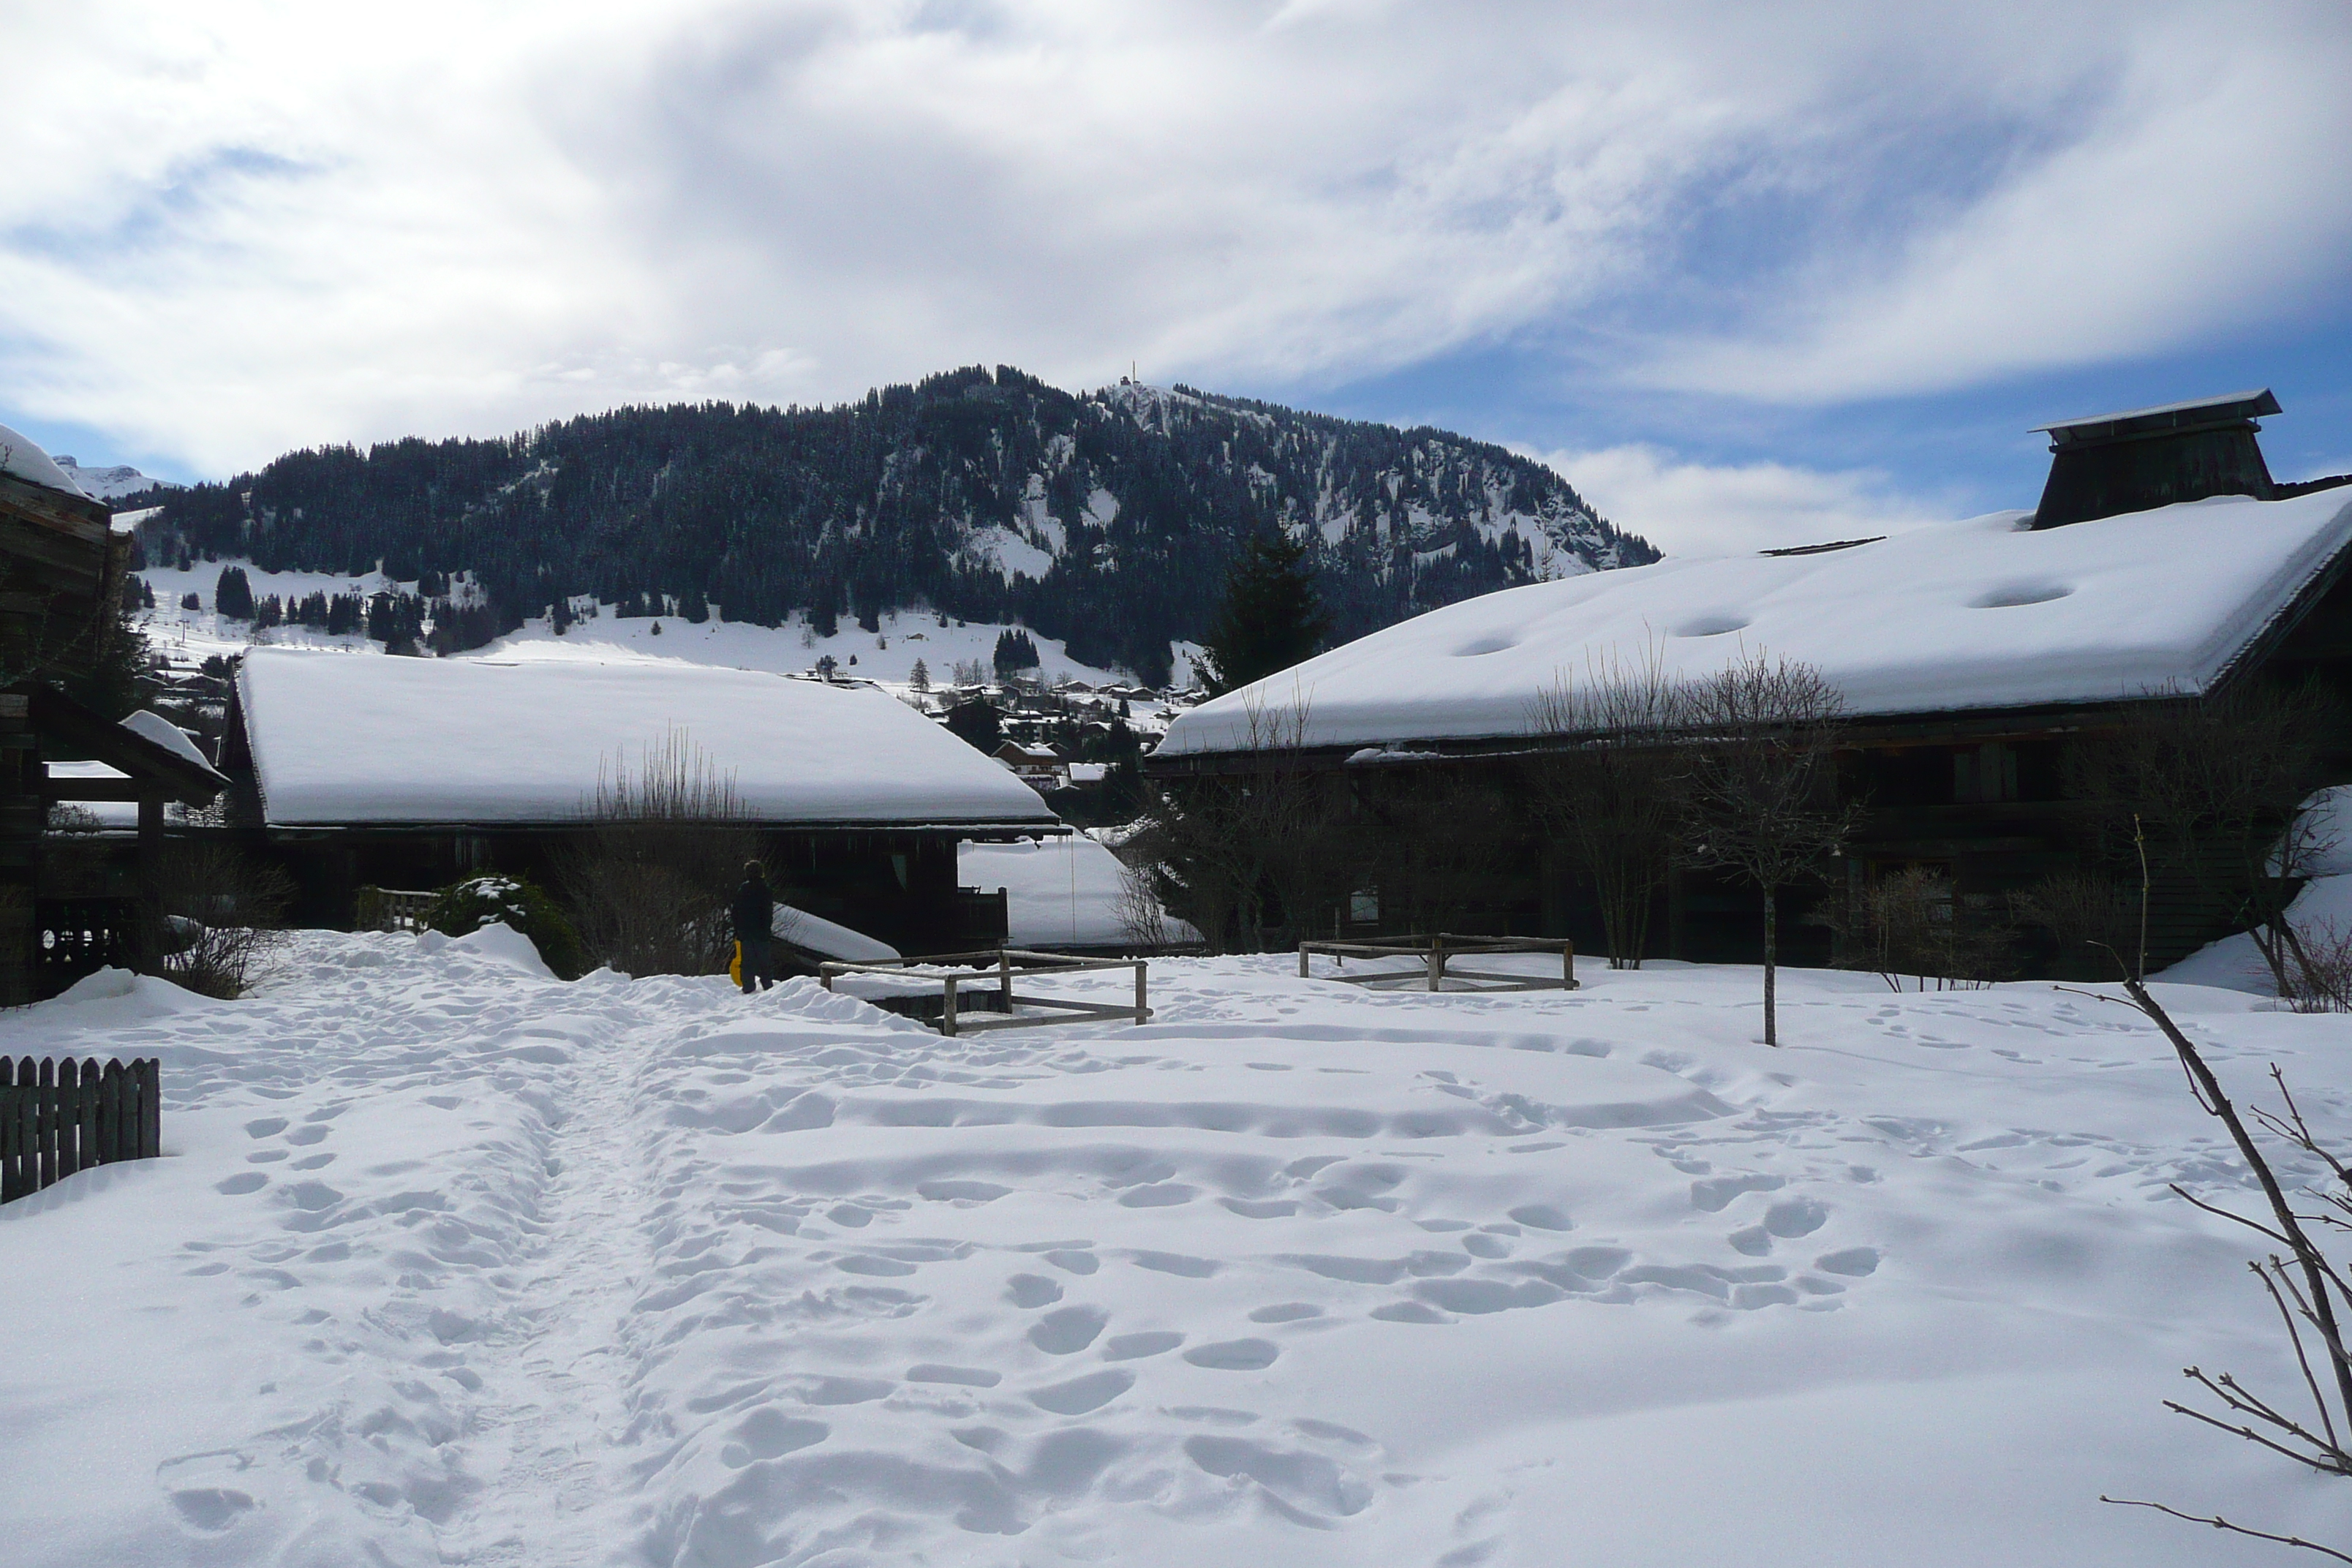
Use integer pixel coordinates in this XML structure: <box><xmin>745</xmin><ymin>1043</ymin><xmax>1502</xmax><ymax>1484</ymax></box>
<box><xmin>1161</xmin><ymin>489</ymin><xmax>2352</xmax><ymax>755</ymax></box>
<box><xmin>121</xmin><ymin>709</ymin><xmax>221</xmax><ymax>778</ymax></box>
<box><xmin>237</xmin><ymin>649</ymin><xmax>1060</xmax><ymax>827</ymax></box>
<box><xmin>0</xmin><ymin>421</ymin><xmax>89</xmax><ymax>498</ymax></box>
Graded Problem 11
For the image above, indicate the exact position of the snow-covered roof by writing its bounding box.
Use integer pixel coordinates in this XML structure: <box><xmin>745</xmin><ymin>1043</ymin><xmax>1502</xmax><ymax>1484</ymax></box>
<box><xmin>238</xmin><ymin>649</ymin><xmax>1061</xmax><ymax>828</ymax></box>
<box><xmin>0</xmin><ymin>421</ymin><xmax>89</xmax><ymax>499</ymax></box>
<box><xmin>2033</xmin><ymin>388</ymin><xmax>2277</xmax><ymax>437</ymax></box>
<box><xmin>121</xmin><ymin>709</ymin><xmax>222</xmax><ymax>780</ymax></box>
<box><xmin>1160</xmin><ymin>489</ymin><xmax>2352</xmax><ymax>758</ymax></box>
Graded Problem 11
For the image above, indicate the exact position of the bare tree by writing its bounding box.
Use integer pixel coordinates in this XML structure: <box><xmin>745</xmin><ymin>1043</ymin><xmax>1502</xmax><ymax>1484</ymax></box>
<box><xmin>1821</xmin><ymin>866</ymin><xmax>2009</xmax><ymax>991</ymax></box>
<box><xmin>1137</xmin><ymin>695</ymin><xmax>1336</xmax><ymax>954</ymax></box>
<box><xmin>2010</xmin><ymin>871</ymin><xmax>2141</xmax><ymax>982</ymax></box>
<box><xmin>2070</xmin><ymin>680</ymin><xmax>2339</xmax><ymax>993</ymax></box>
<box><xmin>1526</xmin><ymin>645</ymin><xmax>1689</xmax><ymax>968</ymax></box>
<box><xmin>152</xmin><ymin>838</ymin><xmax>295</xmax><ymax>998</ymax></box>
<box><xmin>2067</xmin><ymin>826</ymin><xmax>2352</xmax><ymax>1561</ymax></box>
<box><xmin>560</xmin><ymin>726</ymin><xmax>759</xmax><ymax>976</ymax></box>
<box><xmin>1681</xmin><ymin>652</ymin><xmax>1853</xmax><ymax>1045</ymax></box>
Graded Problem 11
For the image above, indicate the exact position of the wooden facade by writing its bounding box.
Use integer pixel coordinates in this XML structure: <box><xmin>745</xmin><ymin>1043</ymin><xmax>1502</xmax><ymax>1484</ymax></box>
<box><xmin>1148</xmin><ymin>395</ymin><xmax>2352</xmax><ymax>976</ymax></box>
<box><xmin>0</xmin><ymin>469</ymin><xmax>227</xmax><ymax>1000</ymax></box>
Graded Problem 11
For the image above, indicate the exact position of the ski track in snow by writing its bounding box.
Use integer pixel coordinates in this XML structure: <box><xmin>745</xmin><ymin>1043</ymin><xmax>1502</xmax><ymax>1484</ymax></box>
<box><xmin>3</xmin><ymin>937</ymin><xmax>2348</xmax><ymax>1565</ymax></box>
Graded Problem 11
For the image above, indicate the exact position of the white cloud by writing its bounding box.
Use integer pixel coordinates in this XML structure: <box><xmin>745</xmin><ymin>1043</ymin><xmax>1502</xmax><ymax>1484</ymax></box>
<box><xmin>1</xmin><ymin>2</ymin><xmax>2346</xmax><ymax>470</ymax></box>
<box><xmin>1539</xmin><ymin>444</ymin><xmax>1955</xmax><ymax>558</ymax></box>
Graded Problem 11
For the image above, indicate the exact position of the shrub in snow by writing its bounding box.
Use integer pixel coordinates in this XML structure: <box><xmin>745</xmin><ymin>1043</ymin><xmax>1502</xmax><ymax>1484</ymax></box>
<box><xmin>425</xmin><ymin>875</ymin><xmax>587</xmax><ymax>979</ymax></box>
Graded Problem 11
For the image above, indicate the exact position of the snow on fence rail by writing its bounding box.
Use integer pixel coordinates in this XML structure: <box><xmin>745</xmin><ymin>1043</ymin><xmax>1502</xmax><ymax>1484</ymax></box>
<box><xmin>818</xmin><ymin>948</ymin><xmax>1150</xmax><ymax>1036</ymax></box>
<box><xmin>1</xmin><ymin>1056</ymin><xmax>161</xmax><ymax>1203</ymax></box>
<box><xmin>1297</xmin><ymin>934</ymin><xmax>1578</xmax><ymax>993</ymax></box>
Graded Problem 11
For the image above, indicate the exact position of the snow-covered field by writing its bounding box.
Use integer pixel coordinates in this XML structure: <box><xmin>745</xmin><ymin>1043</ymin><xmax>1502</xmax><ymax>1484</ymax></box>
<box><xmin>4</xmin><ymin>935</ymin><xmax>2345</xmax><ymax>1567</ymax></box>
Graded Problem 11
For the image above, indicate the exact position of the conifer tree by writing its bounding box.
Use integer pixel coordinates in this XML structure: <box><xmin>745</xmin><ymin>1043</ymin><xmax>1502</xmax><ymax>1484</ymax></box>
<box><xmin>214</xmin><ymin>565</ymin><xmax>255</xmax><ymax>620</ymax></box>
<box><xmin>1192</xmin><ymin>530</ymin><xmax>1328</xmax><ymax>695</ymax></box>
<box><xmin>910</xmin><ymin>657</ymin><xmax>930</xmax><ymax>690</ymax></box>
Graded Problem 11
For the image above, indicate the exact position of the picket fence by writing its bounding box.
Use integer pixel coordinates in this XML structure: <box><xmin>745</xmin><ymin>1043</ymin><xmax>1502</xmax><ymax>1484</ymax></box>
<box><xmin>0</xmin><ymin>1055</ymin><xmax>161</xmax><ymax>1202</ymax></box>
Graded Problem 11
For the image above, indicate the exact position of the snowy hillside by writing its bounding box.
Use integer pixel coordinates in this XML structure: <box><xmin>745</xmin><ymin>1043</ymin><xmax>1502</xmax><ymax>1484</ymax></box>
<box><xmin>136</xmin><ymin>555</ymin><xmax>1191</xmax><ymax>720</ymax></box>
<box><xmin>136</xmin><ymin>367</ymin><xmax>1656</xmax><ymax>684</ymax></box>
<box><xmin>0</xmin><ymin>941</ymin><xmax>2340</xmax><ymax>1565</ymax></box>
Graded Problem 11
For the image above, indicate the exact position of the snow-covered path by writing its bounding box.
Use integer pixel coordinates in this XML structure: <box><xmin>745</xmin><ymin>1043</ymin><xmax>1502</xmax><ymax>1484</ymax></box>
<box><xmin>4</xmin><ymin>933</ymin><xmax>2349</xmax><ymax>1565</ymax></box>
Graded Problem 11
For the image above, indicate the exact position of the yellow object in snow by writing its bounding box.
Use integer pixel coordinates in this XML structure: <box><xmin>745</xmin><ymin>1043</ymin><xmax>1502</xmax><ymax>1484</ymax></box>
<box><xmin>729</xmin><ymin>941</ymin><xmax>742</xmax><ymax>986</ymax></box>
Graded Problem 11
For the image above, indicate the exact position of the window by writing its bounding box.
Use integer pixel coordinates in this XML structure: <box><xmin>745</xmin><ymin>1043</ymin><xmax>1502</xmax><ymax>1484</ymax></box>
<box><xmin>1953</xmin><ymin>743</ymin><xmax>2019</xmax><ymax>803</ymax></box>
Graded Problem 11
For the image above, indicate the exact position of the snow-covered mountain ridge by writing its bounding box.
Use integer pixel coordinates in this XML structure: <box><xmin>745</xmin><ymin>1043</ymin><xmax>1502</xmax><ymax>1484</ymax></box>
<box><xmin>49</xmin><ymin>454</ymin><xmax>178</xmax><ymax>502</ymax></box>
<box><xmin>140</xmin><ymin>366</ymin><xmax>1654</xmax><ymax>684</ymax></box>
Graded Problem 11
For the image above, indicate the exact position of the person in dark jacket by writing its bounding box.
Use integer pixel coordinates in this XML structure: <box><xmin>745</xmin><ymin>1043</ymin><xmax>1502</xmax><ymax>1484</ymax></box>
<box><xmin>732</xmin><ymin>860</ymin><xmax>776</xmax><ymax>993</ymax></box>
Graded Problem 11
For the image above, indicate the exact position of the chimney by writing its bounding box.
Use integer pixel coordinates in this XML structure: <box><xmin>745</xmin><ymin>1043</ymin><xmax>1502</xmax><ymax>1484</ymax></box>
<box><xmin>2029</xmin><ymin>389</ymin><xmax>2280</xmax><ymax>528</ymax></box>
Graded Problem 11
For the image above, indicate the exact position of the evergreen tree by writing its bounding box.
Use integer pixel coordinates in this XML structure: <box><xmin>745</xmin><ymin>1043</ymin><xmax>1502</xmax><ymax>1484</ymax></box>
<box><xmin>64</xmin><ymin>595</ymin><xmax>149</xmax><ymax>719</ymax></box>
<box><xmin>945</xmin><ymin>698</ymin><xmax>1001</xmax><ymax>752</ymax></box>
<box><xmin>909</xmin><ymin>657</ymin><xmax>930</xmax><ymax>691</ymax></box>
<box><xmin>993</xmin><ymin>628</ymin><xmax>1040</xmax><ymax>676</ymax></box>
<box><xmin>1192</xmin><ymin>530</ymin><xmax>1329</xmax><ymax>695</ymax></box>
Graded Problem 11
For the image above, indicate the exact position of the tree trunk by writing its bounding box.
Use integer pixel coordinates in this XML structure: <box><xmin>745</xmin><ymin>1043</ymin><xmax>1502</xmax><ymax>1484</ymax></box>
<box><xmin>1762</xmin><ymin>883</ymin><xmax>1778</xmax><ymax>1047</ymax></box>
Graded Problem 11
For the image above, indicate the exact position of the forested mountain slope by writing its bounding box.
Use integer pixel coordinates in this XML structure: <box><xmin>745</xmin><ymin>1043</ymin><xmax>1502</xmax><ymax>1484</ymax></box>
<box><xmin>147</xmin><ymin>366</ymin><xmax>1654</xmax><ymax>683</ymax></box>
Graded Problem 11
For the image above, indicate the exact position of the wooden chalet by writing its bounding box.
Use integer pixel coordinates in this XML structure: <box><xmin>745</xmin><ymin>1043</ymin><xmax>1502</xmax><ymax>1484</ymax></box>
<box><xmin>0</xmin><ymin>426</ymin><xmax>227</xmax><ymax>999</ymax></box>
<box><xmin>1149</xmin><ymin>391</ymin><xmax>2352</xmax><ymax>974</ymax></box>
<box><xmin>222</xmin><ymin>650</ymin><xmax>1063</xmax><ymax>955</ymax></box>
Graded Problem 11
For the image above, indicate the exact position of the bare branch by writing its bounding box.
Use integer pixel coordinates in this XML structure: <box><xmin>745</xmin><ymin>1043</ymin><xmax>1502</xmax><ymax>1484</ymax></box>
<box><xmin>2100</xmin><ymin>1499</ymin><xmax>2352</xmax><ymax>1564</ymax></box>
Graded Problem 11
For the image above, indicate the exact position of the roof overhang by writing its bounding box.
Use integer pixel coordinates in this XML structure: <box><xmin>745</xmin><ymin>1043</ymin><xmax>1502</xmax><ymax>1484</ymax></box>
<box><xmin>2035</xmin><ymin>389</ymin><xmax>2281</xmax><ymax>449</ymax></box>
<box><xmin>24</xmin><ymin>685</ymin><xmax>226</xmax><ymax>807</ymax></box>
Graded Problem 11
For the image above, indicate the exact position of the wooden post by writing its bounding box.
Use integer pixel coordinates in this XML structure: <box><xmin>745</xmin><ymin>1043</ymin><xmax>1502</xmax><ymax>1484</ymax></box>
<box><xmin>941</xmin><ymin>969</ymin><xmax>959</xmax><ymax>1037</ymax></box>
<box><xmin>55</xmin><ymin>1054</ymin><xmax>78</xmax><ymax>1179</ymax></box>
<box><xmin>1563</xmin><ymin>941</ymin><xmax>1575</xmax><ymax>991</ymax></box>
<box><xmin>1</xmin><ymin>1057</ymin><xmax>17</xmax><ymax>1201</ymax></box>
<box><xmin>1428</xmin><ymin>935</ymin><xmax>1446</xmax><ymax>992</ymax></box>
<box><xmin>139</xmin><ymin>1058</ymin><xmax>160</xmax><ymax>1160</ymax></box>
<box><xmin>137</xmin><ymin>794</ymin><xmax>164</xmax><ymax>974</ymax></box>
<box><xmin>99</xmin><ymin>1060</ymin><xmax>124</xmax><ymax>1165</ymax></box>
<box><xmin>1298</xmin><ymin>945</ymin><xmax>1310</xmax><ymax>979</ymax></box>
<box><xmin>78</xmin><ymin>1059</ymin><xmax>99</xmax><ymax>1172</ymax></box>
<box><xmin>999</xmin><ymin>948</ymin><xmax>1012</xmax><ymax>1013</ymax></box>
<box><xmin>35</xmin><ymin>1056</ymin><xmax>54</xmax><ymax>1190</ymax></box>
<box><xmin>1134</xmin><ymin>960</ymin><xmax>1147</xmax><ymax>1025</ymax></box>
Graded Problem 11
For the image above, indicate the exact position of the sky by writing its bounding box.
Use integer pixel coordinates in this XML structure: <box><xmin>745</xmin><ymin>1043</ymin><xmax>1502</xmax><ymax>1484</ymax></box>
<box><xmin>4</xmin><ymin>0</ymin><xmax>2350</xmax><ymax>556</ymax></box>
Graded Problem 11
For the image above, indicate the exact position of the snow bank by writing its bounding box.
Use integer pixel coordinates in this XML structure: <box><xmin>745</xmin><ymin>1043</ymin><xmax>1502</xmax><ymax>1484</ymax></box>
<box><xmin>1163</xmin><ymin>489</ymin><xmax>2352</xmax><ymax>755</ymax></box>
<box><xmin>960</xmin><ymin>834</ymin><xmax>1195</xmax><ymax>947</ymax></box>
<box><xmin>1</xmin><ymin>937</ymin><xmax>2344</xmax><ymax>1564</ymax></box>
<box><xmin>237</xmin><ymin>647</ymin><xmax>1060</xmax><ymax>827</ymax></box>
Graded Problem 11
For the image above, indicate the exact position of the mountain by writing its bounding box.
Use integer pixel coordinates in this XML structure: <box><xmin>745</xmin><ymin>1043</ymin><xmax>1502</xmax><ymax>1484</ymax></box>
<box><xmin>143</xmin><ymin>366</ymin><xmax>1655</xmax><ymax>684</ymax></box>
<box><xmin>50</xmin><ymin>455</ymin><xmax>179</xmax><ymax>503</ymax></box>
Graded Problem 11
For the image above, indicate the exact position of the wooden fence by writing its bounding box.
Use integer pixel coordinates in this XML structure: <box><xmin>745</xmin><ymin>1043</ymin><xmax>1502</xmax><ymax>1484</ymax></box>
<box><xmin>1297</xmin><ymin>934</ymin><xmax>1577</xmax><ymax>993</ymax></box>
<box><xmin>355</xmin><ymin>886</ymin><xmax>436</xmax><ymax>933</ymax></box>
<box><xmin>1</xmin><ymin>1056</ymin><xmax>161</xmax><ymax>1203</ymax></box>
<box><xmin>820</xmin><ymin>949</ymin><xmax>1151</xmax><ymax>1036</ymax></box>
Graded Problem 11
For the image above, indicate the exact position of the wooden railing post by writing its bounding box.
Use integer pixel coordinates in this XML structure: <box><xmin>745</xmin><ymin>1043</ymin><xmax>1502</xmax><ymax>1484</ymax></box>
<box><xmin>999</xmin><ymin>949</ymin><xmax>1013</xmax><ymax>1013</ymax></box>
<box><xmin>1298</xmin><ymin>945</ymin><xmax>1310</xmax><ymax>979</ymax></box>
<box><xmin>942</xmin><ymin>970</ymin><xmax>959</xmax><ymax>1037</ymax></box>
<box><xmin>35</xmin><ymin>1056</ymin><xmax>55</xmax><ymax>1191</ymax></box>
<box><xmin>1134</xmin><ymin>960</ymin><xmax>1147</xmax><ymax>1025</ymax></box>
<box><xmin>1428</xmin><ymin>935</ymin><xmax>1445</xmax><ymax>992</ymax></box>
<box><xmin>139</xmin><ymin>1059</ymin><xmax>161</xmax><ymax>1160</ymax></box>
<box><xmin>1</xmin><ymin>1058</ymin><xmax>18</xmax><ymax>1202</ymax></box>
